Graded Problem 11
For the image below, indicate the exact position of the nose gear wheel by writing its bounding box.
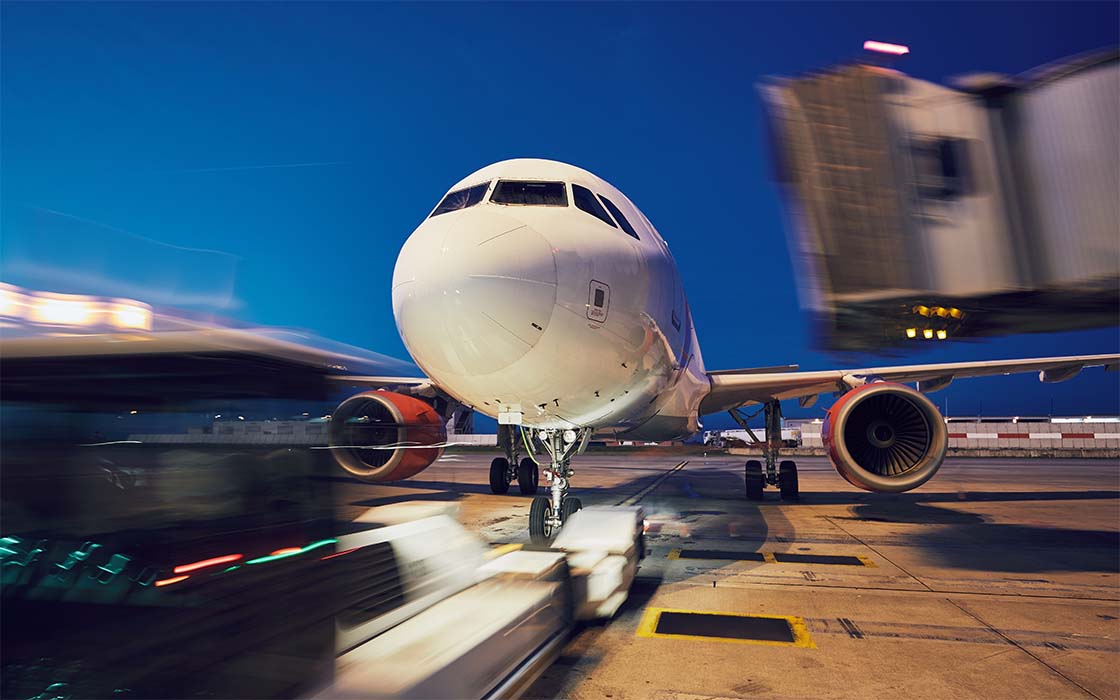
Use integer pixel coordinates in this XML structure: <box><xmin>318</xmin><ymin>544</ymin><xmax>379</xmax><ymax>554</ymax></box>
<box><xmin>561</xmin><ymin>496</ymin><xmax>583</xmax><ymax>521</ymax></box>
<box><xmin>529</xmin><ymin>496</ymin><xmax>554</xmax><ymax>544</ymax></box>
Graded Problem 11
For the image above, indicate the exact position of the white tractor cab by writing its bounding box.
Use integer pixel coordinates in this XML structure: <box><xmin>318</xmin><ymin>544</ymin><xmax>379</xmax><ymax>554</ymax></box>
<box><xmin>326</xmin><ymin>502</ymin><xmax>646</xmax><ymax>700</ymax></box>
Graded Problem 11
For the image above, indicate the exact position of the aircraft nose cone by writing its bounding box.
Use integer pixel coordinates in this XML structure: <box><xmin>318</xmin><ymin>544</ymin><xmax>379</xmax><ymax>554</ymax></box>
<box><xmin>393</xmin><ymin>210</ymin><xmax>557</xmax><ymax>376</ymax></box>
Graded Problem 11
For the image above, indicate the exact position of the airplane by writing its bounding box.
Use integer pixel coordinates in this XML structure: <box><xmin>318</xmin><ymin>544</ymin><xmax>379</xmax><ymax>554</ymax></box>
<box><xmin>325</xmin><ymin>158</ymin><xmax>1118</xmax><ymax>543</ymax></box>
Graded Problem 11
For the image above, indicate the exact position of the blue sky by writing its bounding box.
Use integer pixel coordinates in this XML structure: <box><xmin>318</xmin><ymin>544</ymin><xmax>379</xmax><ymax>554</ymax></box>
<box><xmin>3</xmin><ymin>1</ymin><xmax>1117</xmax><ymax>424</ymax></box>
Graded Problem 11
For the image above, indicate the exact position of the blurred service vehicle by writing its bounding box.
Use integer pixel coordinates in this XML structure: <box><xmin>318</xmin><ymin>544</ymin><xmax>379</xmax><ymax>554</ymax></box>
<box><xmin>0</xmin><ymin>328</ymin><xmax>644</xmax><ymax>700</ymax></box>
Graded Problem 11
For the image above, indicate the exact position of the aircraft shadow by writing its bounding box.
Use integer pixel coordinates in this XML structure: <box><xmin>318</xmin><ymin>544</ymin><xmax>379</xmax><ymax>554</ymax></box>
<box><xmin>348</xmin><ymin>491</ymin><xmax>465</xmax><ymax>508</ymax></box>
<box><xmin>838</xmin><ymin>501</ymin><xmax>1118</xmax><ymax>573</ymax></box>
<box><xmin>338</xmin><ymin>470</ymin><xmax>713</xmax><ymax>516</ymax></box>
<box><xmin>794</xmin><ymin>490</ymin><xmax>1120</xmax><ymax>506</ymax></box>
<box><xmin>336</xmin><ymin>465</ymin><xmax>1116</xmax><ymax>574</ymax></box>
<box><xmin>912</xmin><ymin>521</ymin><xmax>1119</xmax><ymax>573</ymax></box>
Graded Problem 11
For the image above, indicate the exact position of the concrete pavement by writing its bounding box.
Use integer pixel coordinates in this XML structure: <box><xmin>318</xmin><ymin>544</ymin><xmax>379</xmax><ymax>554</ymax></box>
<box><xmin>334</xmin><ymin>452</ymin><xmax>1120</xmax><ymax>699</ymax></box>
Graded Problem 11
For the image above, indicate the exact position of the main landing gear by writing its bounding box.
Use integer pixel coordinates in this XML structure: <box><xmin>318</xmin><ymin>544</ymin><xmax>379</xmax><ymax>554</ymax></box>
<box><xmin>525</xmin><ymin>428</ymin><xmax>590</xmax><ymax>544</ymax></box>
<box><xmin>489</xmin><ymin>425</ymin><xmax>540</xmax><ymax>496</ymax></box>
<box><xmin>734</xmin><ymin>400</ymin><xmax>799</xmax><ymax>502</ymax></box>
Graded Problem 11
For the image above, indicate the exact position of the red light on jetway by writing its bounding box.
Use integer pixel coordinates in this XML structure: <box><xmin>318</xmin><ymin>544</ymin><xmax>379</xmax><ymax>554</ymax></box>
<box><xmin>864</xmin><ymin>40</ymin><xmax>909</xmax><ymax>56</ymax></box>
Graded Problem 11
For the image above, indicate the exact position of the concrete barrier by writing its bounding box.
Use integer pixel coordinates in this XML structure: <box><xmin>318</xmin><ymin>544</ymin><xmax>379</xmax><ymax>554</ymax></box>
<box><xmin>752</xmin><ymin>420</ymin><xmax>1120</xmax><ymax>459</ymax></box>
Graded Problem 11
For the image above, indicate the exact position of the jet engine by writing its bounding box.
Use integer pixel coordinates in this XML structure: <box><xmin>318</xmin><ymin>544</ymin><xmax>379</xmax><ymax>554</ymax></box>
<box><xmin>822</xmin><ymin>382</ymin><xmax>948</xmax><ymax>492</ymax></box>
<box><xmin>328</xmin><ymin>391</ymin><xmax>446</xmax><ymax>482</ymax></box>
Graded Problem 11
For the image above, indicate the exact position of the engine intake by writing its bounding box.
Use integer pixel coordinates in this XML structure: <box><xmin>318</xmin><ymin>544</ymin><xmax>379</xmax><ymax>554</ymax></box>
<box><xmin>823</xmin><ymin>382</ymin><xmax>947</xmax><ymax>492</ymax></box>
<box><xmin>328</xmin><ymin>391</ymin><xmax>446</xmax><ymax>482</ymax></box>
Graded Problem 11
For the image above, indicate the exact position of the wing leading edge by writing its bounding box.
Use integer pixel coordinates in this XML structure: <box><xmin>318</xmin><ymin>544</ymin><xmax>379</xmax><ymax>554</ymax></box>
<box><xmin>699</xmin><ymin>353</ymin><xmax>1120</xmax><ymax>416</ymax></box>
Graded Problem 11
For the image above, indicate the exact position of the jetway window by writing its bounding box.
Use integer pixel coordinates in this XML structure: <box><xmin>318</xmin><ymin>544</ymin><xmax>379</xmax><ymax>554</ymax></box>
<box><xmin>491</xmin><ymin>180</ymin><xmax>568</xmax><ymax>206</ymax></box>
<box><xmin>430</xmin><ymin>181</ymin><xmax>490</xmax><ymax>217</ymax></box>
<box><xmin>598</xmin><ymin>195</ymin><xmax>640</xmax><ymax>240</ymax></box>
<box><xmin>912</xmin><ymin>137</ymin><xmax>973</xmax><ymax>199</ymax></box>
<box><xmin>572</xmin><ymin>184</ymin><xmax>617</xmax><ymax>228</ymax></box>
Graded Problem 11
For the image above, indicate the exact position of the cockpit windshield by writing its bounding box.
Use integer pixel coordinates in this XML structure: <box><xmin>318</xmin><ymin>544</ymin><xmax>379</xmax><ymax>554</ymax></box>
<box><xmin>430</xmin><ymin>181</ymin><xmax>490</xmax><ymax>218</ymax></box>
<box><xmin>490</xmin><ymin>180</ymin><xmax>568</xmax><ymax>206</ymax></box>
<box><xmin>598</xmin><ymin>195</ymin><xmax>640</xmax><ymax>240</ymax></box>
<box><xmin>572</xmin><ymin>184</ymin><xmax>617</xmax><ymax>228</ymax></box>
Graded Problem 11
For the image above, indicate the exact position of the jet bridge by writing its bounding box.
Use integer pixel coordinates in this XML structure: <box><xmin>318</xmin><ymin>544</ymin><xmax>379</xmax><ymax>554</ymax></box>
<box><xmin>760</xmin><ymin>49</ymin><xmax>1119</xmax><ymax>352</ymax></box>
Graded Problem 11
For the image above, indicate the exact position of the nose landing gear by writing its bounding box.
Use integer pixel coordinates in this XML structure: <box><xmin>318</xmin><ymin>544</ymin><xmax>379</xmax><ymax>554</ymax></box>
<box><xmin>526</xmin><ymin>428</ymin><xmax>589</xmax><ymax>544</ymax></box>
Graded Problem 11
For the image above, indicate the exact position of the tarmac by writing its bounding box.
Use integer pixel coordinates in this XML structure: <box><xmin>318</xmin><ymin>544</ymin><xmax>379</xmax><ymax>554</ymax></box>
<box><xmin>334</xmin><ymin>452</ymin><xmax>1120</xmax><ymax>700</ymax></box>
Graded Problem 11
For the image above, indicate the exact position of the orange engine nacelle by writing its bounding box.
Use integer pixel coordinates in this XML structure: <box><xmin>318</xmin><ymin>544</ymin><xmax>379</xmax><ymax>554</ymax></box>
<box><xmin>328</xmin><ymin>391</ymin><xmax>446</xmax><ymax>482</ymax></box>
<box><xmin>822</xmin><ymin>382</ymin><xmax>948</xmax><ymax>493</ymax></box>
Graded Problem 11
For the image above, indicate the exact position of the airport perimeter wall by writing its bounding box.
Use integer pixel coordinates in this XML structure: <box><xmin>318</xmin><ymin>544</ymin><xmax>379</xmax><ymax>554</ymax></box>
<box><xmin>454</xmin><ymin>434</ymin><xmax>1120</xmax><ymax>458</ymax></box>
<box><xmin>133</xmin><ymin>422</ymin><xmax>1117</xmax><ymax>458</ymax></box>
<box><xmin>794</xmin><ymin>420</ymin><xmax>1120</xmax><ymax>458</ymax></box>
<box><xmin>450</xmin><ymin>434</ymin><xmax>499</xmax><ymax>446</ymax></box>
<box><xmin>130</xmin><ymin>423</ymin><xmax>500</xmax><ymax>447</ymax></box>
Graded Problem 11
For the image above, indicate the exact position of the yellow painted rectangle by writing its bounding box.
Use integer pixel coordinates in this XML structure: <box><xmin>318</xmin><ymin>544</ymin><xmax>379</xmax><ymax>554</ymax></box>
<box><xmin>667</xmin><ymin>549</ymin><xmax>875</xmax><ymax>567</ymax></box>
<box><xmin>636</xmin><ymin>607</ymin><xmax>815</xmax><ymax>648</ymax></box>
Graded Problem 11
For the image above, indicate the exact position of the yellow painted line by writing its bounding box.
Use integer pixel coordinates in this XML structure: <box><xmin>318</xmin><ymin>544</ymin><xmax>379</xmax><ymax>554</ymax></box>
<box><xmin>618</xmin><ymin>460</ymin><xmax>688</xmax><ymax>507</ymax></box>
<box><xmin>666</xmin><ymin>548</ymin><xmax>681</xmax><ymax>560</ymax></box>
<box><xmin>762</xmin><ymin>552</ymin><xmax>778</xmax><ymax>564</ymax></box>
<box><xmin>636</xmin><ymin>607</ymin><xmax>815</xmax><ymax>648</ymax></box>
<box><xmin>485</xmin><ymin>543</ymin><xmax>523</xmax><ymax>560</ymax></box>
<box><xmin>856</xmin><ymin>555</ymin><xmax>877</xmax><ymax>568</ymax></box>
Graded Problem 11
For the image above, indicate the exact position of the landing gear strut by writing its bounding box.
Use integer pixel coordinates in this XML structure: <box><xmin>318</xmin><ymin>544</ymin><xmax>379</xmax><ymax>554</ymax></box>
<box><xmin>527</xmin><ymin>428</ymin><xmax>589</xmax><ymax>544</ymax></box>
<box><xmin>731</xmin><ymin>400</ymin><xmax>799</xmax><ymax>502</ymax></box>
<box><xmin>489</xmin><ymin>425</ymin><xmax>539</xmax><ymax>495</ymax></box>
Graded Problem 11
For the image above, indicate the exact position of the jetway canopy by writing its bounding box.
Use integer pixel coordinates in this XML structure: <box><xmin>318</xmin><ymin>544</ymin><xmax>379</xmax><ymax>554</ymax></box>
<box><xmin>761</xmin><ymin>49</ymin><xmax>1118</xmax><ymax>352</ymax></box>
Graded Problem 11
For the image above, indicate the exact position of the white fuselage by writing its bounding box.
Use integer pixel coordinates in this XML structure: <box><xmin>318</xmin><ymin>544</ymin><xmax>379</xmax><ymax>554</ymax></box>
<box><xmin>392</xmin><ymin>159</ymin><xmax>709</xmax><ymax>440</ymax></box>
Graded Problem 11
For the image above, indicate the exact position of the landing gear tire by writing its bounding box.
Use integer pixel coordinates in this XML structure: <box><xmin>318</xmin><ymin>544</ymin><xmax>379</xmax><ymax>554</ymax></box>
<box><xmin>517</xmin><ymin>458</ymin><xmax>539</xmax><ymax>495</ymax></box>
<box><xmin>779</xmin><ymin>460</ymin><xmax>799</xmax><ymax>501</ymax></box>
<box><xmin>745</xmin><ymin>460</ymin><xmax>764</xmax><ymax>501</ymax></box>
<box><xmin>489</xmin><ymin>457</ymin><xmax>510</xmax><ymax>495</ymax></box>
<box><xmin>529</xmin><ymin>496</ymin><xmax>554</xmax><ymax>544</ymax></box>
<box><xmin>561</xmin><ymin>496</ymin><xmax>582</xmax><ymax>522</ymax></box>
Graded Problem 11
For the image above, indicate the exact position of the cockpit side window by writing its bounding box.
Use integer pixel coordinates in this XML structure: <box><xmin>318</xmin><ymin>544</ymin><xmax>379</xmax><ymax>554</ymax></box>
<box><xmin>572</xmin><ymin>184</ymin><xmax>617</xmax><ymax>228</ymax></box>
<box><xmin>429</xmin><ymin>182</ymin><xmax>490</xmax><ymax>218</ymax></box>
<box><xmin>598</xmin><ymin>195</ymin><xmax>640</xmax><ymax>240</ymax></box>
<box><xmin>491</xmin><ymin>180</ymin><xmax>568</xmax><ymax>206</ymax></box>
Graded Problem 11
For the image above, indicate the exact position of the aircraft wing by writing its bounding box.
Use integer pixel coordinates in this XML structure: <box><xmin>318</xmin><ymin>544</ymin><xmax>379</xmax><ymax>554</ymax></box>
<box><xmin>699</xmin><ymin>353</ymin><xmax>1120</xmax><ymax>415</ymax></box>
